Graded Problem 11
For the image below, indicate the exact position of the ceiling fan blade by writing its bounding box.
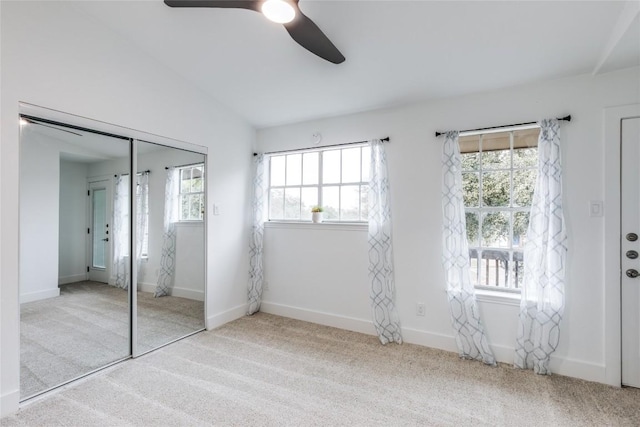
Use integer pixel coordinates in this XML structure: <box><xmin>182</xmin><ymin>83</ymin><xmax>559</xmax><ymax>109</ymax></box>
<box><xmin>165</xmin><ymin>0</ymin><xmax>345</xmax><ymax>64</ymax></box>
<box><xmin>164</xmin><ymin>0</ymin><xmax>260</xmax><ymax>12</ymax></box>
<box><xmin>284</xmin><ymin>9</ymin><xmax>345</xmax><ymax>64</ymax></box>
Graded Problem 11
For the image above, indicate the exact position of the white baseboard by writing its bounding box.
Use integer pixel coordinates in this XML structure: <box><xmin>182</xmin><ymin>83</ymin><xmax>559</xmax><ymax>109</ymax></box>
<box><xmin>206</xmin><ymin>303</ymin><xmax>248</xmax><ymax>330</ymax></box>
<box><xmin>260</xmin><ymin>301</ymin><xmax>376</xmax><ymax>336</ymax></box>
<box><xmin>58</xmin><ymin>274</ymin><xmax>86</xmax><ymax>285</ymax></box>
<box><xmin>138</xmin><ymin>282</ymin><xmax>204</xmax><ymax>301</ymax></box>
<box><xmin>20</xmin><ymin>288</ymin><xmax>60</xmax><ymax>304</ymax></box>
<box><xmin>260</xmin><ymin>301</ymin><xmax>608</xmax><ymax>384</ymax></box>
<box><xmin>1</xmin><ymin>389</ymin><xmax>19</xmax><ymax>418</ymax></box>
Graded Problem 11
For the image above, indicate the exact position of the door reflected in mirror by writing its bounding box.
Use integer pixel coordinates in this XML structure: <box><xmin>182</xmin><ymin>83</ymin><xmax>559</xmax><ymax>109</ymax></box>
<box><xmin>134</xmin><ymin>141</ymin><xmax>205</xmax><ymax>355</ymax></box>
<box><xmin>19</xmin><ymin>120</ymin><xmax>131</xmax><ymax>400</ymax></box>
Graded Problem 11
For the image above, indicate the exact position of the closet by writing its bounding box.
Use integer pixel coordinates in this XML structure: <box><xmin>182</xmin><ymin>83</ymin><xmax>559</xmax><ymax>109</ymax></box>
<box><xmin>18</xmin><ymin>105</ymin><xmax>206</xmax><ymax>400</ymax></box>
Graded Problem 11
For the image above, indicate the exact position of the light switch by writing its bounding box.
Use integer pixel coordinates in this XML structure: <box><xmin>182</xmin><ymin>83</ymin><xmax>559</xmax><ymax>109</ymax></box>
<box><xmin>589</xmin><ymin>200</ymin><xmax>603</xmax><ymax>217</ymax></box>
<box><xmin>213</xmin><ymin>204</ymin><xmax>221</xmax><ymax>216</ymax></box>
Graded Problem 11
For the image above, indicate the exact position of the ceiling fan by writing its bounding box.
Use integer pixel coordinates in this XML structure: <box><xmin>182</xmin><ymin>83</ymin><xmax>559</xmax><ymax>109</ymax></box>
<box><xmin>164</xmin><ymin>0</ymin><xmax>345</xmax><ymax>64</ymax></box>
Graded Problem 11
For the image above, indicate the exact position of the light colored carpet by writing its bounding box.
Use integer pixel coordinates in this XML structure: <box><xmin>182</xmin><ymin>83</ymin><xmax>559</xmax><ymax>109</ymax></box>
<box><xmin>20</xmin><ymin>281</ymin><xmax>204</xmax><ymax>399</ymax></box>
<box><xmin>6</xmin><ymin>312</ymin><xmax>639</xmax><ymax>426</ymax></box>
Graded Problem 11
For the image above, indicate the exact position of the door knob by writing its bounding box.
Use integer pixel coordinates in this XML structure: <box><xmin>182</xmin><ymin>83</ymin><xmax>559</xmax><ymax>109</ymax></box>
<box><xmin>627</xmin><ymin>250</ymin><xmax>639</xmax><ymax>259</ymax></box>
<box><xmin>627</xmin><ymin>233</ymin><xmax>638</xmax><ymax>242</ymax></box>
<box><xmin>102</xmin><ymin>238</ymin><xmax>109</xmax><ymax>242</ymax></box>
<box><xmin>626</xmin><ymin>269</ymin><xmax>639</xmax><ymax>278</ymax></box>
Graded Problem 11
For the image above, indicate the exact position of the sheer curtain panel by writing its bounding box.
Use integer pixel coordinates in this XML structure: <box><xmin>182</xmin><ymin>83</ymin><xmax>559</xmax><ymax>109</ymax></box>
<box><xmin>155</xmin><ymin>167</ymin><xmax>179</xmax><ymax>297</ymax></box>
<box><xmin>136</xmin><ymin>172</ymin><xmax>149</xmax><ymax>282</ymax></box>
<box><xmin>248</xmin><ymin>154</ymin><xmax>267</xmax><ymax>315</ymax></box>
<box><xmin>442</xmin><ymin>131</ymin><xmax>496</xmax><ymax>365</ymax></box>
<box><xmin>368</xmin><ymin>139</ymin><xmax>402</xmax><ymax>344</ymax></box>
<box><xmin>113</xmin><ymin>174</ymin><xmax>130</xmax><ymax>289</ymax></box>
<box><xmin>514</xmin><ymin>119</ymin><xmax>567</xmax><ymax>374</ymax></box>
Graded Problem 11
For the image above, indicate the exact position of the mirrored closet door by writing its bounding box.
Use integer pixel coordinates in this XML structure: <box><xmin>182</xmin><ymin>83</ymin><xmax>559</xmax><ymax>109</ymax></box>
<box><xmin>19</xmin><ymin>110</ymin><xmax>207</xmax><ymax>401</ymax></box>
<box><xmin>134</xmin><ymin>140</ymin><xmax>205</xmax><ymax>355</ymax></box>
<box><xmin>19</xmin><ymin>118</ymin><xmax>132</xmax><ymax>400</ymax></box>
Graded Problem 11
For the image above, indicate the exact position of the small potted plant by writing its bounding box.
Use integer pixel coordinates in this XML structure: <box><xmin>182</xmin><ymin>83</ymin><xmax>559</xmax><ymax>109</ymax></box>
<box><xmin>311</xmin><ymin>206</ymin><xmax>324</xmax><ymax>223</ymax></box>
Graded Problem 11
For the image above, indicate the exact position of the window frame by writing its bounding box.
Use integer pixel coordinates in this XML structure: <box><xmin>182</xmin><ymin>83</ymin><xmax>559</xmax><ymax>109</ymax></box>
<box><xmin>461</xmin><ymin>126</ymin><xmax>539</xmax><ymax>294</ymax></box>
<box><xmin>178</xmin><ymin>163</ymin><xmax>205</xmax><ymax>222</ymax></box>
<box><xmin>266</xmin><ymin>144</ymin><xmax>370</xmax><ymax>223</ymax></box>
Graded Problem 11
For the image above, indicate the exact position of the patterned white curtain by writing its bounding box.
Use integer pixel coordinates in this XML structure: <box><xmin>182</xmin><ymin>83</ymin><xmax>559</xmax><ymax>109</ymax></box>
<box><xmin>136</xmin><ymin>172</ymin><xmax>149</xmax><ymax>282</ymax></box>
<box><xmin>155</xmin><ymin>167</ymin><xmax>179</xmax><ymax>297</ymax></box>
<box><xmin>113</xmin><ymin>174</ymin><xmax>130</xmax><ymax>289</ymax></box>
<box><xmin>248</xmin><ymin>154</ymin><xmax>267</xmax><ymax>315</ymax></box>
<box><xmin>368</xmin><ymin>139</ymin><xmax>402</xmax><ymax>345</ymax></box>
<box><xmin>514</xmin><ymin>119</ymin><xmax>567</xmax><ymax>374</ymax></box>
<box><xmin>442</xmin><ymin>131</ymin><xmax>496</xmax><ymax>365</ymax></box>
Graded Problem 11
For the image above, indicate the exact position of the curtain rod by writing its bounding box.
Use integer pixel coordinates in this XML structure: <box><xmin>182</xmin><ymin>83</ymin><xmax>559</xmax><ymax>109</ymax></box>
<box><xmin>165</xmin><ymin>161</ymin><xmax>204</xmax><ymax>170</ymax></box>
<box><xmin>434</xmin><ymin>115</ymin><xmax>571</xmax><ymax>137</ymax></box>
<box><xmin>114</xmin><ymin>170</ymin><xmax>150</xmax><ymax>177</ymax></box>
<box><xmin>20</xmin><ymin>114</ymin><xmax>132</xmax><ymax>141</ymax></box>
<box><xmin>253</xmin><ymin>137</ymin><xmax>390</xmax><ymax>156</ymax></box>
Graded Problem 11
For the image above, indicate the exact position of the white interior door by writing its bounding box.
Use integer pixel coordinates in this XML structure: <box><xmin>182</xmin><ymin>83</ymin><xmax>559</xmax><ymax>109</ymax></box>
<box><xmin>88</xmin><ymin>180</ymin><xmax>111</xmax><ymax>283</ymax></box>
<box><xmin>622</xmin><ymin>116</ymin><xmax>640</xmax><ymax>388</ymax></box>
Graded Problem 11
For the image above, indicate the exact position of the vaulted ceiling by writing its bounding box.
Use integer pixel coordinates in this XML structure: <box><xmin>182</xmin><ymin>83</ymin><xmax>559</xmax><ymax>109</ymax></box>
<box><xmin>74</xmin><ymin>1</ymin><xmax>640</xmax><ymax>128</ymax></box>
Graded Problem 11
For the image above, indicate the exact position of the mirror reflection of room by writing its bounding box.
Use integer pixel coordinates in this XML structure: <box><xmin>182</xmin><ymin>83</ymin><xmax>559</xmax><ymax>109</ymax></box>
<box><xmin>19</xmin><ymin>119</ymin><xmax>131</xmax><ymax>400</ymax></box>
<box><xmin>19</xmin><ymin>116</ymin><xmax>206</xmax><ymax>401</ymax></box>
<box><xmin>135</xmin><ymin>141</ymin><xmax>205</xmax><ymax>355</ymax></box>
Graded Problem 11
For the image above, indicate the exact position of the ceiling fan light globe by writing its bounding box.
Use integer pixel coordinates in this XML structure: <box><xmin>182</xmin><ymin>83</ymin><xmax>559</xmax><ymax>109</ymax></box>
<box><xmin>261</xmin><ymin>0</ymin><xmax>295</xmax><ymax>24</ymax></box>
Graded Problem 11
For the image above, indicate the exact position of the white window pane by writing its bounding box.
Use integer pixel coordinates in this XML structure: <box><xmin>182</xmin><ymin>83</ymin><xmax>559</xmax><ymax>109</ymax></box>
<box><xmin>482</xmin><ymin>171</ymin><xmax>510</xmax><ymax>207</ymax></box>
<box><xmin>513</xmin><ymin>169</ymin><xmax>536</xmax><ymax>207</ymax></box>
<box><xmin>270</xmin><ymin>156</ymin><xmax>285</xmax><ymax>186</ymax></box>
<box><xmin>360</xmin><ymin>185</ymin><xmax>369</xmax><ymax>221</ymax></box>
<box><xmin>468</xmin><ymin>249</ymin><xmax>479</xmax><ymax>286</ymax></box>
<box><xmin>323</xmin><ymin>150</ymin><xmax>341</xmax><ymax>184</ymax></box>
<box><xmin>340</xmin><ymin>185</ymin><xmax>359</xmax><ymax>221</ymax></box>
<box><xmin>284</xmin><ymin>187</ymin><xmax>301</xmax><ymax>219</ymax></box>
<box><xmin>180</xmin><ymin>169</ymin><xmax>190</xmax><ymax>193</ymax></box>
<box><xmin>303</xmin><ymin>152</ymin><xmax>319</xmax><ymax>185</ymax></box>
<box><xmin>269</xmin><ymin>188</ymin><xmax>284</xmax><ymax>219</ymax></box>
<box><xmin>480</xmin><ymin>250</ymin><xmax>510</xmax><ymax>287</ymax></box>
<box><xmin>301</xmin><ymin>187</ymin><xmax>318</xmax><ymax>221</ymax></box>
<box><xmin>286</xmin><ymin>154</ymin><xmax>302</xmax><ymax>186</ymax></box>
<box><xmin>341</xmin><ymin>148</ymin><xmax>361</xmax><ymax>183</ymax></box>
<box><xmin>513</xmin><ymin>211</ymin><xmax>530</xmax><ymax>249</ymax></box>
<box><xmin>322</xmin><ymin>186</ymin><xmax>339</xmax><ymax>220</ymax></box>
<box><xmin>466</xmin><ymin>211</ymin><xmax>479</xmax><ymax>246</ymax></box>
<box><xmin>462</xmin><ymin>172</ymin><xmax>479</xmax><ymax>207</ymax></box>
<box><xmin>513</xmin><ymin>252</ymin><xmax>524</xmax><ymax>289</ymax></box>
<box><xmin>361</xmin><ymin>147</ymin><xmax>371</xmax><ymax>182</ymax></box>
<box><xmin>482</xmin><ymin>211</ymin><xmax>510</xmax><ymax>248</ymax></box>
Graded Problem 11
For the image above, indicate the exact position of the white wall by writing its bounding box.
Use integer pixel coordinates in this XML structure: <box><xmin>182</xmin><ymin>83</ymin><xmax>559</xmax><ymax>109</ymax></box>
<box><xmin>18</xmin><ymin>129</ymin><xmax>60</xmax><ymax>303</ymax></box>
<box><xmin>1</xmin><ymin>1</ymin><xmax>254</xmax><ymax>416</ymax></box>
<box><xmin>257</xmin><ymin>67</ymin><xmax>640</xmax><ymax>385</ymax></box>
<box><xmin>59</xmin><ymin>159</ymin><xmax>89</xmax><ymax>285</ymax></box>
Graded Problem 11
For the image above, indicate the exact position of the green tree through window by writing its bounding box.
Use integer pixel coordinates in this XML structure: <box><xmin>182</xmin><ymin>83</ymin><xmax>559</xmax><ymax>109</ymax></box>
<box><xmin>460</xmin><ymin>128</ymin><xmax>538</xmax><ymax>291</ymax></box>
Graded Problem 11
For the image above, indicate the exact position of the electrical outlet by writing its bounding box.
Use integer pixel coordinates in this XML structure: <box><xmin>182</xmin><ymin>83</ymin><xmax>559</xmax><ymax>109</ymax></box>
<box><xmin>264</xmin><ymin>281</ymin><xmax>270</xmax><ymax>292</ymax></box>
<box><xmin>416</xmin><ymin>302</ymin><xmax>425</xmax><ymax>316</ymax></box>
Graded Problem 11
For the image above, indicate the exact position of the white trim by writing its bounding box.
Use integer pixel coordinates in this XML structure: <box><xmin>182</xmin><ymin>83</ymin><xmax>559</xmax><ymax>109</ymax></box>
<box><xmin>206</xmin><ymin>303</ymin><xmax>247</xmax><ymax>330</ymax></box>
<box><xmin>603</xmin><ymin>103</ymin><xmax>640</xmax><ymax>387</ymax></box>
<box><xmin>0</xmin><ymin>389</ymin><xmax>20</xmax><ymax>417</ymax></box>
<box><xmin>261</xmin><ymin>302</ymin><xmax>607</xmax><ymax>383</ymax></box>
<box><xmin>264</xmin><ymin>221</ymin><xmax>368</xmax><ymax>232</ymax></box>
<box><xmin>138</xmin><ymin>281</ymin><xmax>204</xmax><ymax>301</ymax></box>
<box><xmin>475</xmin><ymin>289</ymin><xmax>521</xmax><ymax>307</ymax></box>
<box><xmin>58</xmin><ymin>274</ymin><xmax>87</xmax><ymax>285</ymax></box>
<box><xmin>260</xmin><ymin>301</ymin><xmax>376</xmax><ymax>335</ymax></box>
<box><xmin>20</xmin><ymin>288</ymin><xmax>60</xmax><ymax>304</ymax></box>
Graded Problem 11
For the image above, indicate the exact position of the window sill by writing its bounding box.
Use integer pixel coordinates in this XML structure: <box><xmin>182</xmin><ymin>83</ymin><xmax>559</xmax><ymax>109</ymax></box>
<box><xmin>264</xmin><ymin>221</ymin><xmax>368</xmax><ymax>232</ymax></box>
<box><xmin>475</xmin><ymin>289</ymin><xmax>521</xmax><ymax>307</ymax></box>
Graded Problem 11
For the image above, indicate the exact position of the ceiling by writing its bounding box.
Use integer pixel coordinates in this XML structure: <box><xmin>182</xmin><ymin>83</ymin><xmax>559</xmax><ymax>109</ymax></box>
<box><xmin>74</xmin><ymin>1</ymin><xmax>640</xmax><ymax>129</ymax></box>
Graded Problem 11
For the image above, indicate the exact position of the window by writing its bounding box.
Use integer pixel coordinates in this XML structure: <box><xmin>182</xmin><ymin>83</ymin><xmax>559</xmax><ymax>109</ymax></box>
<box><xmin>179</xmin><ymin>164</ymin><xmax>205</xmax><ymax>221</ymax></box>
<box><xmin>460</xmin><ymin>128</ymin><xmax>539</xmax><ymax>292</ymax></box>
<box><xmin>268</xmin><ymin>145</ymin><xmax>370</xmax><ymax>222</ymax></box>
